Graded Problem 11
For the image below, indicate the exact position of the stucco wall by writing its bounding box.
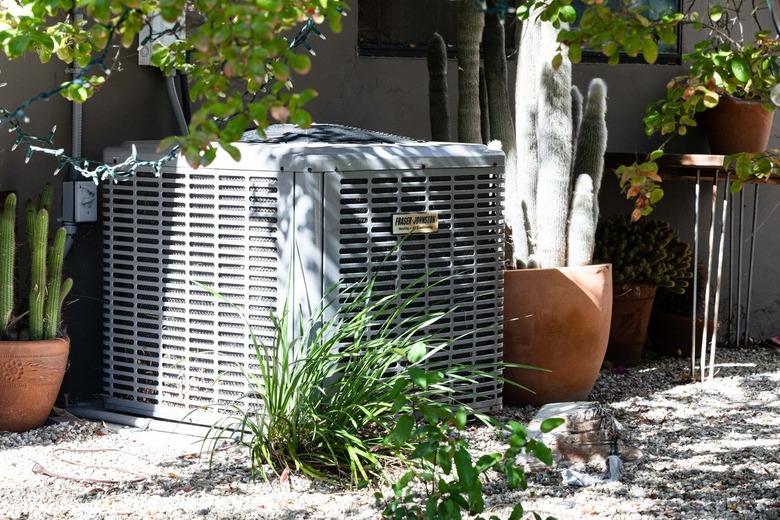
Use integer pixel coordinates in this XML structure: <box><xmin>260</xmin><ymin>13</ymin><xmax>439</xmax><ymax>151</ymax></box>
<box><xmin>0</xmin><ymin>5</ymin><xmax>777</xmax><ymax>401</ymax></box>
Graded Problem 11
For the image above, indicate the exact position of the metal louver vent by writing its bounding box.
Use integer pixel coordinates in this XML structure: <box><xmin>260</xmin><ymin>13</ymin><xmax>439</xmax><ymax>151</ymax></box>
<box><xmin>102</xmin><ymin>168</ymin><xmax>281</xmax><ymax>422</ymax></box>
<box><xmin>326</xmin><ymin>169</ymin><xmax>504</xmax><ymax>411</ymax></box>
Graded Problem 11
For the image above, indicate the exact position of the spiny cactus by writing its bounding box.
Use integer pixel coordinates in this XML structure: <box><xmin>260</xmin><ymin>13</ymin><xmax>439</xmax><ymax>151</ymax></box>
<box><xmin>456</xmin><ymin>0</ymin><xmax>484</xmax><ymax>144</ymax></box>
<box><xmin>534</xmin><ymin>19</ymin><xmax>574</xmax><ymax>268</ymax></box>
<box><xmin>28</xmin><ymin>208</ymin><xmax>48</xmax><ymax>340</ymax></box>
<box><xmin>567</xmin><ymin>174</ymin><xmax>596</xmax><ymax>266</ymax></box>
<box><xmin>483</xmin><ymin>0</ymin><xmax>517</xmax><ymax>260</ymax></box>
<box><xmin>479</xmin><ymin>64</ymin><xmax>490</xmax><ymax>144</ymax></box>
<box><xmin>511</xmin><ymin>16</ymin><xmax>609</xmax><ymax>269</ymax></box>
<box><xmin>0</xmin><ymin>185</ymin><xmax>72</xmax><ymax>341</ymax></box>
<box><xmin>573</xmin><ymin>79</ymin><xmax>608</xmax><ymax>223</ymax></box>
<box><xmin>427</xmin><ymin>33</ymin><xmax>450</xmax><ymax>142</ymax></box>
<box><xmin>594</xmin><ymin>216</ymin><xmax>693</xmax><ymax>292</ymax></box>
<box><xmin>0</xmin><ymin>193</ymin><xmax>15</xmax><ymax>337</ymax></box>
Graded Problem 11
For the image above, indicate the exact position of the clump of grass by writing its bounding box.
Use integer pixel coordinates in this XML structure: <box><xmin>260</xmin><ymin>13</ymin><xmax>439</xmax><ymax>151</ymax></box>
<box><xmin>201</xmin><ymin>272</ymin><xmax>495</xmax><ymax>485</ymax></box>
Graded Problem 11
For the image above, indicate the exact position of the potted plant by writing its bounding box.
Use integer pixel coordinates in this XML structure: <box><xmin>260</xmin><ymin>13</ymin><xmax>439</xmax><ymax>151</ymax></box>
<box><xmin>428</xmin><ymin>5</ymin><xmax>611</xmax><ymax>405</ymax></box>
<box><xmin>594</xmin><ymin>216</ymin><xmax>692</xmax><ymax>366</ymax></box>
<box><xmin>0</xmin><ymin>185</ymin><xmax>73</xmax><ymax>433</ymax></box>
<box><xmin>648</xmin><ymin>263</ymin><xmax>716</xmax><ymax>357</ymax></box>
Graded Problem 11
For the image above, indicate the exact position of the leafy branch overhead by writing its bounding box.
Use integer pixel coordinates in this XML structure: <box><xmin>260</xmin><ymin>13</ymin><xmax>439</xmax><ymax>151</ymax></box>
<box><xmin>0</xmin><ymin>0</ymin><xmax>346</xmax><ymax>174</ymax></box>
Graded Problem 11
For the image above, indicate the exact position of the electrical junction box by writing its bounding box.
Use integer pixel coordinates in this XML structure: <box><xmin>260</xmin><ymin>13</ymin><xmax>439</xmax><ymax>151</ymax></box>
<box><xmin>62</xmin><ymin>181</ymin><xmax>98</xmax><ymax>222</ymax></box>
<box><xmin>138</xmin><ymin>13</ymin><xmax>185</xmax><ymax>67</ymax></box>
<box><xmin>102</xmin><ymin>125</ymin><xmax>505</xmax><ymax>424</ymax></box>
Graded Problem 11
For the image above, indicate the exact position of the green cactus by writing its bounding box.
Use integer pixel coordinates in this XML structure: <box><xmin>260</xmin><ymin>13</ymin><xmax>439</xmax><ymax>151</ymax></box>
<box><xmin>456</xmin><ymin>0</ymin><xmax>484</xmax><ymax>144</ymax></box>
<box><xmin>39</xmin><ymin>183</ymin><xmax>53</xmax><ymax>212</ymax></box>
<box><xmin>28</xmin><ymin>208</ymin><xmax>48</xmax><ymax>340</ymax></box>
<box><xmin>594</xmin><ymin>216</ymin><xmax>692</xmax><ymax>293</ymax></box>
<box><xmin>483</xmin><ymin>0</ymin><xmax>517</xmax><ymax>262</ymax></box>
<box><xmin>44</xmin><ymin>227</ymin><xmax>68</xmax><ymax>339</ymax></box>
<box><xmin>0</xmin><ymin>193</ymin><xmax>15</xmax><ymax>338</ymax></box>
<box><xmin>0</xmin><ymin>184</ymin><xmax>71</xmax><ymax>341</ymax></box>
<box><xmin>427</xmin><ymin>33</ymin><xmax>450</xmax><ymax>142</ymax></box>
<box><xmin>570</xmin><ymin>85</ymin><xmax>583</xmax><ymax>167</ymax></box>
<box><xmin>479</xmin><ymin>64</ymin><xmax>490</xmax><ymax>144</ymax></box>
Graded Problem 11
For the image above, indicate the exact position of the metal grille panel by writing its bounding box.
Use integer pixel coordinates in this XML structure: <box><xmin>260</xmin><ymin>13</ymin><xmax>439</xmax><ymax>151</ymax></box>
<box><xmin>327</xmin><ymin>168</ymin><xmax>504</xmax><ymax>411</ymax></box>
<box><xmin>102</xmin><ymin>169</ymin><xmax>281</xmax><ymax>422</ymax></box>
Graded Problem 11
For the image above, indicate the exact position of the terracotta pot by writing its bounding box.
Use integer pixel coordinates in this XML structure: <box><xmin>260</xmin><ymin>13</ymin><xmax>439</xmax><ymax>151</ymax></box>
<box><xmin>706</xmin><ymin>96</ymin><xmax>775</xmax><ymax>154</ymax></box>
<box><xmin>503</xmin><ymin>264</ymin><xmax>612</xmax><ymax>406</ymax></box>
<box><xmin>648</xmin><ymin>310</ymin><xmax>715</xmax><ymax>357</ymax></box>
<box><xmin>605</xmin><ymin>284</ymin><xmax>657</xmax><ymax>367</ymax></box>
<box><xmin>0</xmin><ymin>338</ymin><xmax>69</xmax><ymax>432</ymax></box>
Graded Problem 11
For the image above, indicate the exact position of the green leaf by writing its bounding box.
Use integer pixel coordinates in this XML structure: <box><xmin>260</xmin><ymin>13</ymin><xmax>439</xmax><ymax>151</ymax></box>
<box><xmin>454</xmin><ymin>407</ymin><xmax>468</xmax><ymax>430</ymax></box>
<box><xmin>730</xmin><ymin>58</ymin><xmax>750</xmax><ymax>83</ymax></box>
<box><xmin>454</xmin><ymin>447</ymin><xmax>475</xmax><ymax>487</ymax></box>
<box><xmin>509</xmin><ymin>504</ymin><xmax>524</xmax><ymax>520</ymax></box>
<box><xmin>649</xmin><ymin>149</ymin><xmax>664</xmax><ymax>161</ymax></box>
<box><xmin>540</xmin><ymin>417</ymin><xmax>565</xmax><ymax>433</ymax></box>
<box><xmin>407</xmin><ymin>342</ymin><xmax>427</xmax><ymax>363</ymax></box>
<box><xmin>709</xmin><ymin>4</ymin><xmax>724</xmax><ymax>21</ymax></box>
<box><xmin>408</xmin><ymin>367</ymin><xmax>428</xmax><ymax>388</ymax></box>
<box><xmin>387</xmin><ymin>414</ymin><xmax>414</xmax><ymax>446</ymax></box>
<box><xmin>642</xmin><ymin>39</ymin><xmax>658</xmax><ymax>65</ymax></box>
<box><xmin>529</xmin><ymin>440</ymin><xmax>554</xmax><ymax>466</ymax></box>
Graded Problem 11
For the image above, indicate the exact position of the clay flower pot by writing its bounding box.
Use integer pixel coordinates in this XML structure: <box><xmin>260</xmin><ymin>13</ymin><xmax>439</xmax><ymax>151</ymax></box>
<box><xmin>503</xmin><ymin>264</ymin><xmax>612</xmax><ymax>406</ymax></box>
<box><xmin>0</xmin><ymin>338</ymin><xmax>69</xmax><ymax>432</ymax></box>
<box><xmin>605</xmin><ymin>284</ymin><xmax>657</xmax><ymax>367</ymax></box>
<box><xmin>706</xmin><ymin>96</ymin><xmax>775</xmax><ymax>154</ymax></box>
<box><xmin>648</xmin><ymin>310</ymin><xmax>715</xmax><ymax>357</ymax></box>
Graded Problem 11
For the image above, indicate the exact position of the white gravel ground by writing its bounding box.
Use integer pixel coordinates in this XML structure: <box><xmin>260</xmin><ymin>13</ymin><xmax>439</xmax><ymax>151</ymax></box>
<box><xmin>1</xmin><ymin>345</ymin><xmax>778</xmax><ymax>519</ymax></box>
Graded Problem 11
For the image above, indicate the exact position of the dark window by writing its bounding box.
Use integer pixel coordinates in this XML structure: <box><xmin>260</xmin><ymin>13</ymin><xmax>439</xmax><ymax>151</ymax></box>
<box><xmin>357</xmin><ymin>0</ymin><xmax>517</xmax><ymax>58</ymax></box>
<box><xmin>357</xmin><ymin>0</ymin><xmax>680</xmax><ymax>63</ymax></box>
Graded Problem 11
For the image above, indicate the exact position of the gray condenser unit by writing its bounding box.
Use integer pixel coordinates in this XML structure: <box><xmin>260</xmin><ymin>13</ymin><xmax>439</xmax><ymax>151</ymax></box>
<box><xmin>102</xmin><ymin>125</ymin><xmax>505</xmax><ymax>423</ymax></box>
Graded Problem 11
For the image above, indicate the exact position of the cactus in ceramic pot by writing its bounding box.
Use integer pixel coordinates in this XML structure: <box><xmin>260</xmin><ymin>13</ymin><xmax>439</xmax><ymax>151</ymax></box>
<box><xmin>0</xmin><ymin>186</ymin><xmax>73</xmax><ymax>340</ymax></box>
<box><xmin>512</xmin><ymin>16</ymin><xmax>609</xmax><ymax>269</ymax></box>
<box><xmin>594</xmin><ymin>216</ymin><xmax>693</xmax><ymax>292</ymax></box>
<box><xmin>0</xmin><ymin>193</ymin><xmax>15</xmax><ymax>337</ymax></box>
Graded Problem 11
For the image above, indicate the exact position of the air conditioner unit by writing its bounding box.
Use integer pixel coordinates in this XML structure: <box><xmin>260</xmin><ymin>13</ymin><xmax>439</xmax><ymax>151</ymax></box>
<box><xmin>102</xmin><ymin>125</ymin><xmax>505</xmax><ymax>423</ymax></box>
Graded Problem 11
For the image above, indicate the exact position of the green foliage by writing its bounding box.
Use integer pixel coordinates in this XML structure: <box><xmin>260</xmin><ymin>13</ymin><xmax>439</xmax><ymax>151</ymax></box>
<box><xmin>0</xmin><ymin>0</ymin><xmax>346</xmax><ymax>169</ymax></box>
<box><xmin>594</xmin><ymin>216</ymin><xmax>692</xmax><ymax>292</ymax></box>
<box><xmin>0</xmin><ymin>185</ymin><xmax>72</xmax><ymax>341</ymax></box>
<box><xmin>725</xmin><ymin>149</ymin><xmax>780</xmax><ymax>191</ymax></box>
<box><xmin>379</xmin><ymin>375</ymin><xmax>560</xmax><ymax>520</ymax></box>
<box><xmin>201</xmin><ymin>271</ymin><xmax>504</xmax><ymax>486</ymax></box>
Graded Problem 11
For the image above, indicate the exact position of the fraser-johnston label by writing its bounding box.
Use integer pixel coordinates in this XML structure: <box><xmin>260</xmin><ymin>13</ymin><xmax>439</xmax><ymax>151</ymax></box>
<box><xmin>392</xmin><ymin>212</ymin><xmax>439</xmax><ymax>235</ymax></box>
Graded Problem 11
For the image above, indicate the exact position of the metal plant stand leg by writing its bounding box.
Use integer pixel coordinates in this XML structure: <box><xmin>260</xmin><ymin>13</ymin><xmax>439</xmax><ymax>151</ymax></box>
<box><xmin>691</xmin><ymin>170</ymin><xmax>701</xmax><ymax>380</ymax></box>
<box><xmin>728</xmin><ymin>190</ymin><xmax>735</xmax><ymax>343</ymax></box>
<box><xmin>736</xmin><ymin>190</ymin><xmax>744</xmax><ymax>348</ymax></box>
<box><xmin>743</xmin><ymin>185</ymin><xmax>760</xmax><ymax>347</ymax></box>
<box><xmin>700</xmin><ymin>171</ymin><xmax>719</xmax><ymax>382</ymax></box>
<box><xmin>708</xmin><ymin>172</ymin><xmax>730</xmax><ymax>380</ymax></box>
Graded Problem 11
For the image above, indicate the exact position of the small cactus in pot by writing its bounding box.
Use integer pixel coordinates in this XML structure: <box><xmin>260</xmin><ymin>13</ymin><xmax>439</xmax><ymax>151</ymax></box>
<box><xmin>594</xmin><ymin>215</ymin><xmax>693</xmax><ymax>366</ymax></box>
<box><xmin>0</xmin><ymin>185</ymin><xmax>73</xmax><ymax>340</ymax></box>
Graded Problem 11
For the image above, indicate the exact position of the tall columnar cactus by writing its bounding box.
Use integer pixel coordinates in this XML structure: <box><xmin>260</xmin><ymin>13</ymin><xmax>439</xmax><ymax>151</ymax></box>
<box><xmin>456</xmin><ymin>0</ymin><xmax>484</xmax><ymax>144</ymax></box>
<box><xmin>0</xmin><ymin>193</ymin><xmax>15</xmax><ymax>338</ymax></box>
<box><xmin>479</xmin><ymin>64</ymin><xmax>490</xmax><ymax>144</ymax></box>
<box><xmin>567</xmin><ymin>174</ymin><xmax>596</xmax><ymax>266</ymax></box>
<box><xmin>514</xmin><ymin>16</ymin><xmax>540</xmax><ymax>266</ymax></box>
<box><xmin>572</xmin><ymin>78</ymin><xmax>609</xmax><ymax>223</ymax></box>
<box><xmin>427</xmin><ymin>33</ymin><xmax>450</xmax><ymax>142</ymax></box>
<box><xmin>511</xmin><ymin>18</ymin><xmax>609</xmax><ymax>269</ymax></box>
<box><xmin>44</xmin><ymin>227</ymin><xmax>72</xmax><ymax>339</ymax></box>
<box><xmin>483</xmin><ymin>0</ymin><xmax>517</xmax><ymax>261</ymax></box>
<box><xmin>28</xmin><ymin>208</ymin><xmax>48</xmax><ymax>340</ymax></box>
<box><xmin>534</xmin><ymin>20</ymin><xmax>574</xmax><ymax>268</ymax></box>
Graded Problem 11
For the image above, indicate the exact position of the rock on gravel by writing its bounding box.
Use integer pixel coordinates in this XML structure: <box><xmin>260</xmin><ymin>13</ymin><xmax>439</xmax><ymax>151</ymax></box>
<box><xmin>1</xmin><ymin>346</ymin><xmax>778</xmax><ymax>519</ymax></box>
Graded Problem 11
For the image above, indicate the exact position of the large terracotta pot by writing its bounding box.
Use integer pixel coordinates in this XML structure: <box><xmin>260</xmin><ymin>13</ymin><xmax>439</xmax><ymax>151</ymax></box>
<box><xmin>605</xmin><ymin>284</ymin><xmax>657</xmax><ymax>367</ymax></box>
<box><xmin>0</xmin><ymin>338</ymin><xmax>69</xmax><ymax>432</ymax></box>
<box><xmin>503</xmin><ymin>264</ymin><xmax>612</xmax><ymax>406</ymax></box>
<box><xmin>648</xmin><ymin>310</ymin><xmax>715</xmax><ymax>357</ymax></box>
<box><xmin>706</xmin><ymin>96</ymin><xmax>775</xmax><ymax>154</ymax></box>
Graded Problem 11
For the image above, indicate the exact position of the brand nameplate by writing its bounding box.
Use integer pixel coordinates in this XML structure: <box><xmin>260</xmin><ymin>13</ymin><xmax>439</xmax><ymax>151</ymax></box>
<box><xmin>392</xmin><ymin>212</ymin><xmax>439</xmax><ymax>235</ymax></box>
